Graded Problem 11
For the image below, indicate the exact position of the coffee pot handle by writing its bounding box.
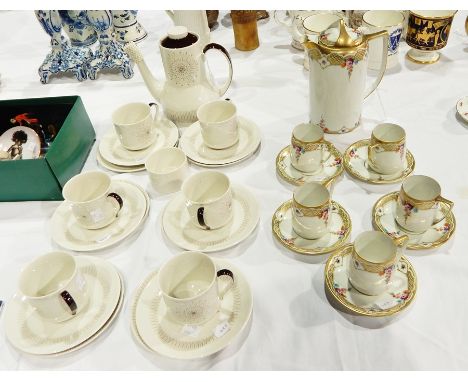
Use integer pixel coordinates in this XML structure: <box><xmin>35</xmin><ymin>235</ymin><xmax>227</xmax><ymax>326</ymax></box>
<box><xmin>433</xmin><ymin>196</ymin><xmax>454</xmax><ymax>226</ymax></box>
<box><xmin>202</xmin><ymin>43</ymin><xmax>233</xmax><ymax>96</ymax></box>
<box><xmin>363</xmin><ymin>30</ymin><xmax>389</xmax><ymax>99</ymax></box>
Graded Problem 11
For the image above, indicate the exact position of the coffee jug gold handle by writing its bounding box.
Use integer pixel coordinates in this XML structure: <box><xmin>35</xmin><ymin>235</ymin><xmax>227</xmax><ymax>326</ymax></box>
<box><xmin>362</xmin><ymin>30</ymin><xmax>389</xmax><ymax>99</ymax></box>
<box><xmin>202</xmin><ymin>43</ymin><xmax>233</xmax><ymax>96</ymax></box>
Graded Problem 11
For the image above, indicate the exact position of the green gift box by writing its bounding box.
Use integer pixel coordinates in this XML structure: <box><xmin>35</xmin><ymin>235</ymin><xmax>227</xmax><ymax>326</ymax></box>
<box><xmin>0</xmin><ymin>95</ymin><xmax>95</xmax><ymax>201</ymax></box>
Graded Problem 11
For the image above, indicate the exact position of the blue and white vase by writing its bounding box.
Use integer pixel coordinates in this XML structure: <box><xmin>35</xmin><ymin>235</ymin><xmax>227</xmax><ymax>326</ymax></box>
<box><xmin>59</xmin><ymin>10</ymin><xmax>98</xmax><ymax>47</ymax></box>
<box><xmin>84</xmin><ymin>10</ymin><xmax>133</xmax><ymax>80</ymax></box>
<box><xmin>112</xmin><ymin>10</ymin><xmax>148</xmax><ymax>43</ymax></box>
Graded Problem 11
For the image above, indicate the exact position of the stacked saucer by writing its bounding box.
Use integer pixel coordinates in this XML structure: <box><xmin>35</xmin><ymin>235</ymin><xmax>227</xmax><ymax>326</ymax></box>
<box><xmin>179</xmin><ymin>116</ymin><xmax>261</xmax><ymax>167</ymax></box>
<box><xmin>51</xmin><ymin>177</ymin><xmax>150</xmax><ymax>252</ymax></box>
<box><xmin>131</xmin><ymin>254</ymin><xmax>253</xmax><ymax>359</ymax></box>
<box><xmin>98</xmin><ymin>118</ymin><xmax>179</xmax><ymax>173</ymax></box>
<box><xmin>4</xmin><ymin>255</ymin><xmax>123</xmax><ymax>355</ymax></box>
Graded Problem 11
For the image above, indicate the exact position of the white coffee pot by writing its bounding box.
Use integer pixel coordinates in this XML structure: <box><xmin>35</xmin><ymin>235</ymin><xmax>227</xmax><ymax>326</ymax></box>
<box><xmin>166</xmin><ymin>10</ymin><xmax>210</xmax><ymax>47</ymax></box>
<box><xmin>304</xmin><ymin>20</ymin><xmax>388</xmax><ymax>134</ymax></box>
<box><xmin>124</xmin><ymin>26</ymin><xmax>233</xmax><ymax>125</ymax></box>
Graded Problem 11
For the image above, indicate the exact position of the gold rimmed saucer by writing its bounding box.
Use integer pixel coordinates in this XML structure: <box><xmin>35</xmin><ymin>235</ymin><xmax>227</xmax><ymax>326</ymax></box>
<box><xmin>324</xmin><ymin>245</ymin><xmax>417</xmax><ymax>317</ymax></box>
<box><xmin>343</xmin><ymin>139</ymin><xmax>415</xmax><ymax>185</ymax></box>
<box><xmin>272</xmin><ymin>199</ymin><xmax>351</xmax><ymax>255</ymax></box>
<box><xmin>276</xmin><ymin>144</ymin><xmax>344</xmax><ymax>186</ymax></box>
<box><xmin>372</xmin><ymin>192</ymin><xmax>456</xmax><ymax>250</ymax></box>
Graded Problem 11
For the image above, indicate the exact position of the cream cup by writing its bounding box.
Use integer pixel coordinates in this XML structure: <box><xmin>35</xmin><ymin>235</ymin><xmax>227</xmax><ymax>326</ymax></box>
<box><xmin>18</xmin><ymin>252</ymin><xmax>88</xmax><ymax>322</ymax></box>
<box><xmin>62</xmin><ymin>171</ymin><xmax>123</xmax><ymax>230</ymax></box>
<box><xmin>367</xmin><ymin>123</ymin><xmax>406</xmax><ymax>175</ymax></box>
<box><xmin>362</xmin><ymin>10</ymin><xmax>404</xmax><ymax>70</ymax></box>
<box><xmin>290</xmin><ymin>123</ymin><xmax>333</xmax><ymax>174</ymax></box>
<box><xmin>197</xmin><ymin>100</ymin><xmax>239</xmax><ymax>149</ymax></box>
<box><xmin>348</xmin><ymin>231</ymin><xmax>409</xmax><ymax>296</ymax></box>
<box><xmin>157</xmin><ymin>251</ymin><xmax>234</xmax><ymax>325</ymax></box>
<box><xmin>181</xmin><ymin>171</ymin><xmax>233</xmax><ymax>230</ymax></box>
<box><xmin>395</xmin><ymin>175</ymin><xmax>454</xmax><ymax>233</ymax></box>
<box><xmin>145</xmin><ymin>147</ymin><xmax>188</xmax><ymax>194</ymax></box>
<box><xmin>112</xmin><ymin>102</ymin><xmax>160</xmax><ymax>150</ymax></box>
<box><xmin>292</xmin><ymin>180</ymin><xmax>333</xmax><ymax>240</ymax></box>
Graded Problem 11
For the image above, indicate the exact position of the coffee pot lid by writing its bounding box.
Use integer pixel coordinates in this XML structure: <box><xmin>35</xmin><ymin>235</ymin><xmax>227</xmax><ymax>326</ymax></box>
<box><xmin>319</xmin><ymin>19</ymin><xmax>362</xmax><ymax>48</ymax></box>
<box><xmin>168</xmin><ymin>26</ymin><xmax>188</xmax><ymax>40</ymax></box>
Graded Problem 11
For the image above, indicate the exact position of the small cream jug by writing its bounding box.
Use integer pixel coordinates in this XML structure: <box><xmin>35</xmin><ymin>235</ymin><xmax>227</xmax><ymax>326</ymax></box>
<box><xmin>304</xmin><ymin>20</ymin><xmax>388</xmax><ymax>134</ymax></box>
<box><xmin>124</xmin><ymin>26</ymin><xmax>233</xmax><ymax>125</ymax></box>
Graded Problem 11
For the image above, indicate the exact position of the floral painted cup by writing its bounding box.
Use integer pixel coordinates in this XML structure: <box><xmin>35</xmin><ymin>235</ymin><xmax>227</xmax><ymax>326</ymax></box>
<box><xmin>290</xmin><ymin>123</ymin><xmax>333</xmax><ymax>173</ymax></box>
<box><xmin>395</xmin><ymin>175</ymin><xmax>454</xmax><ymax>233</ymax></box>
<box><xmin>348</xmin><ymin>231</ymin><xmax>408</xmax><ymax>296</ymax></box>
<box><xmin>292</xmin><ymin>180</ymin><xmax>333</xmax><ymax>240</ymax></box>
<box><xmin>367</xmin><ymin>123</ymin><xmax>406</xmax><ymax>175</ymax></box>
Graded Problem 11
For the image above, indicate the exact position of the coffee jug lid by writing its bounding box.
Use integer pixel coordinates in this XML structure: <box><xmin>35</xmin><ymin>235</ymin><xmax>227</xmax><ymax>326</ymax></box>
<box><xmin>319</xmin><ymin>19</ymin><xmax>362</xmax><ymax>48</ymax></box>
<box><xmin>168</xmin><ymin>26</ymin><xmax>188</xmax><ymax>40</ymax></box>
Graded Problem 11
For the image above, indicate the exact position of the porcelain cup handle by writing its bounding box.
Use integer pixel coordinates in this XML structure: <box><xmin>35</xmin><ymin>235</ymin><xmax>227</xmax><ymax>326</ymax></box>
<box><xmin>196</xmin><ymin>206</ymin><xmax>210</xmax><ymax>230</ymax></box>
<box><xmin>363</xmin><ymin>30</ymin><xmax>389</xmax><ymax>99</ymax></box>
<box><xmin>60</xmin><ymin>290</ymin><xmax>77</xmax><ymax>316</ymax></box>
<box><xmin>216</xmin><ymin>269</ymin><xmax>234</xmax><ymax>300</ymax></box>
<box><xmin>107</xmin><ymin>192</ymin><xmax>123</xmax><ymax>217</ymax></box>
<box><xmin>149</xmin><ymin>102</ymin><xmax>162</xmax><ymax>124</ymax></box>
<box><xmin>433</xmin><ymin>196</ymin><xmax>454</xmax><ymax>226</ymax></box>
<box><xmin>202</xmin><ymin>43</ymin><xmax>233</xmax><ymax>97</ymax></box>
<box><xmin>320</xmin><ymin>141</ymin><xmax>334</xmax><ymax>164</ymax></box>
<box><xmin>274</xmin><ymin>10</ymin><xmax>293</xmax><ymax>28</ymax></box>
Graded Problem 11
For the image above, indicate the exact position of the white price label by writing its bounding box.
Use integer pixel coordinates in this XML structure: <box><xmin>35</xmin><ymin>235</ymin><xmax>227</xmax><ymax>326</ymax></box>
<box><xmin>182</xmin><ymin>324</ymin><xmax>201</xmax><ymax>337</ymax></box>
<box><xmin>214</xmin><ymin>321</ymin><xmax>230</xmax><ymax>338</ymax></box>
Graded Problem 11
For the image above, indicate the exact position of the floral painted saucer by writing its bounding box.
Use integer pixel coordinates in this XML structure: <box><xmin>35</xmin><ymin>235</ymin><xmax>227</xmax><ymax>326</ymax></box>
<box><xmin>325</xmin><ymin>245</ymin><xmax>417</xmax><ymax>317</ymax></box>
<box><xmin>276</xmin><ymin>145</ymin><xmax>344</xmax><ymax>186</ymax></box>
<box><xmin>343</xmin><ymin>139</ymin><xmax>415</xmax><ymax>184</ymax></box>
<box><xmin>272</xmin><ymin>199</ymin><xmax>351</xmax><ymax>255</ymax></box>
<box><xmin>372</xmin><ymin>192</ymin><xmax>456</xmax><ymax>250</ymax></box>
<box><xmin>456</xmin><ymin>96</ymin><xmax>468</xmax><ymax>123</ymax></box>
<box><xmin>4</xmin><ymin>256</ymin><xmax>122</xmax><ymax>355</ymax></box>
<box><xmin>162</xmin><ymin>185</ymin><xmax>259</xmax><ymax>252</ymax></box>
<box><xmin>99</xmin><ymin>118</ymin><xmax>179</xmax><ymax>167</ymax></box>
<box><xmin>179</xmin><ymin>117</ymin><xmax>261</xmax><ymax>167</ymax></box>
<box><xmin>131</xmin><ymin>258</ymin><xmax>253</xmax><ymax>360</ymax></box>
<box><xmin>51</xmin><ymin>180</ymin><xmax>149</xmax><ymax>252</ymax></box>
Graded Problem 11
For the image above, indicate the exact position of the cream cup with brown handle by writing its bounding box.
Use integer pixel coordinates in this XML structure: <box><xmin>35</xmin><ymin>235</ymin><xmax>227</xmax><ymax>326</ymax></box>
<box><xmin>62</xmin><ymin>171</ymin><xmax>123</xmax><ymax>230</ymax></box>
<box><xmin>292</xmin><ymin>179</ymin><xmax>334</xmax><ymax>240</ymax></box>
<box><xmin>181</xmin><ymin>171</ymin><xmax>233</xmax><ymax>230</ymax></box>
<box><xmin>145</xmin><ymin>147</ymin><xmax>188</xmax><ymax>194</ymax></box>
<box><xmin>395</xmin><ymin>175</ymin><xmax>454</xmax><ymax>233</ymax></box>
<box><xmin>112</xmin><ymin>102</ymin><xmax>161</xmax><ymax>151</ymax></box>
<box><xmin>197</xmin><ymin>99</ymin><xmax>239</xmax><ymax>150</ymax></box>
<box><xmin>290</xmin><ymin>123</ymin><xmax>334</xmax><ymax>174</ymax></box>
<box><xmin>347</xmin><ymin>231</ymin><xmax>409</xmax><ymax>296</ymax></box>
<box><xmin>18</xmin><ymin>251</ymin><xmax>88</xmax><ymax>322</ymax></box>
<box><xmin>367</xmin><ymin>123</ymin><xmax>406</xmax><ymax>175</ymax></box>
<box><xmin>157</xmin><ymin>251</ymin><xmax>234</xmax><ymax>325</ymax></box>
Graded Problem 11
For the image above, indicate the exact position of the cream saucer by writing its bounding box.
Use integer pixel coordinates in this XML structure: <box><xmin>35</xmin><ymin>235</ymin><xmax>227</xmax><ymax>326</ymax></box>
<box><xmin>456</xmin><ymin>96</ymin><xmax>468</xmax><ymax>123</ymax></box>
<box><xmin>162</xmin><ymin>185</ymin><xmax>259</xmax><ymax>252</ymax></box>
<box><xmin>344</xmin><ymin>139</ymin><xmax>415</xmax><ymax>185</ymax></box>
<box><xmin>179</xmin><ymin>117</ymin><xmax>261</xmax><ymax>167</ymax></box>
<box><xmin>372</xmin><ymin>191</ymin><xmax>456</xmax><ymax>251</ymax></box>
<box><xmin>51</xmin><ymin>179</ymin><xmax>149</xmax><ymax>252</ymax></box>
<box><xmin>97</xmin><ymin>151</ymin><xmax>145</xmax><ymax>173</ymax></box>
<box><xmin>99</xmin><ymin>118</ymin><xmax>179</xmax><ymax>167</ymax></box>
<box><xmin>272</xmin><ymin>199</ymin><xmax>351</xmax><ymax>255</ymax></box>
<box><xmin>276</xmin><ymin>144</ymin><xmax>344</xmax><ymax>186</ymax></box>
<box><xmin>131</xmin><ymin>258</ymin><xmax>253</xmax><ymax>360</ymax></box>
<box><xmin>4</xmin><ymin>256</ymin><xmax>122</xmax><ymax>355</ymax></box>
<box><xmin>325</xmin><ymin>245</ymin><xmax>417</xmax><ymax>317</ymax></box>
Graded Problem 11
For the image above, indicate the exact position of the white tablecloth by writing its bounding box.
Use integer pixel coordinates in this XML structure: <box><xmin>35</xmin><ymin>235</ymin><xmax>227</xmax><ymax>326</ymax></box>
<box><xmin>1</xmin><ymin>10</ymin><xmax>468</xmax><ymax>370</ymax></box>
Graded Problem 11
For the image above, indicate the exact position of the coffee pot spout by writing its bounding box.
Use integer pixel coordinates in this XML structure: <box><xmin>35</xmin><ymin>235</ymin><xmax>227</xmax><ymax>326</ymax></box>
<box><xmin>123</xmin><ymin>42</ymin><xmax>163</xmax><ymax>102</ymax></box>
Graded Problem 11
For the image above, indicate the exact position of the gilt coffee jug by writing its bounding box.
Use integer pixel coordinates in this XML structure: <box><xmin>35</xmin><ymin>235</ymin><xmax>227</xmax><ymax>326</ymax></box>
<box><xmin>304</xmin><ymin>20</ymin><xmax>388</xmax><ymax>134</ymax></box>
<box><xmin>124</xmin><ymin>26</ymin><xmax>233</xmax><ymax>125</ymax></box>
